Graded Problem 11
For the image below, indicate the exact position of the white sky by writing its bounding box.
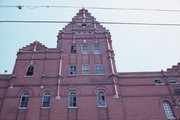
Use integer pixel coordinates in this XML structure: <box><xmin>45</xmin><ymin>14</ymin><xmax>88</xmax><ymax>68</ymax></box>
<box><xmin>0</xmin><ymin>0</ymin><xmax>180</xmax><ymax>74</ymax></box>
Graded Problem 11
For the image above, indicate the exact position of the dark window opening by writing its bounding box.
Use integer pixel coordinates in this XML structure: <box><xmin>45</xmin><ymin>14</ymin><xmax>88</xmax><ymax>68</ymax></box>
<box><xmin>81</xmin><ymin>23</ymin><xmax>87</xmax><ymax>27</ymax></box>
<box><xmin>68</xmin><ymin>91</ymin><xmax>77</xmax><ymax>108</ymax></box>
<box><xmin>26</xmin><ymin>65</ymin><xmax>34</xmax><ymax>76</ymax></box>
<box><xmin>71</xmin><ymin>45</ymin><xmax>77</xmax><ymax>54</ymax></box>
<box><xmin>154</xmin><ymin>79</ymin><xmax>163</xmax><ymax>84</ymax></box>
<box><xmin>19</xmin><ymin>92</ymin><xmax>29</xmax><ymax>108</ymax></box>
<box><xmin>69</xmin><ymin>65</ymin><xmax>77</xmax><ymax>75</ymax></box>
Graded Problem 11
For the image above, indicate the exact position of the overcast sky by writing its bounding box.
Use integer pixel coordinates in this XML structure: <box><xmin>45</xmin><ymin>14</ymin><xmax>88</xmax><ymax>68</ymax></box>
<box><xmin>0</xmin><ymin>0</ymin><xmax>180</xmax><ymax>74</ymax></box>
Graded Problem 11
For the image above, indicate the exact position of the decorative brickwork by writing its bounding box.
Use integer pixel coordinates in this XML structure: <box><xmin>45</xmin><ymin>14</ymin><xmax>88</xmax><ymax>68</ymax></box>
<box><xmin>0</xmin><ymin>8</ymin><xmax>180</xmax><ymax>120</ymax></box>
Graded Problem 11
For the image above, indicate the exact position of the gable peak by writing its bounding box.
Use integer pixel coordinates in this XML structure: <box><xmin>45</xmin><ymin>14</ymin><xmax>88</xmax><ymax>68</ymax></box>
<box><xmin>72</xmin><ymin>8</ymin><xmax>96</xmax><ymax>22</ymax></box>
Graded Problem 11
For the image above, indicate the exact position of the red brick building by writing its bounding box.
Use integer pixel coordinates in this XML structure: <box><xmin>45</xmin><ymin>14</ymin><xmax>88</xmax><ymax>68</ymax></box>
<box><xmin>0</xmin><ymin>8</ymin><xmax>180</xmax><ymax>120</ymax></box>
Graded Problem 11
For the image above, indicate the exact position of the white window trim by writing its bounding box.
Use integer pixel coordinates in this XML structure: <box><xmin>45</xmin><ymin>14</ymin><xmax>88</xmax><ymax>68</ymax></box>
<box><xmin>82</xmin><ymin>44</ymin><xmax>89</xmax><ymax>54</ymax></box>
<box><xmin>69</xmin><ymin>64</ymin><xmax>77</xmax><ymax>75</ymax></box>
<box><xmin>19</xmin><ymin>92</ymin><xmax>29</xmax><ymax>109</ymax></box>
<box><xmin>82</xmin><ymin>64</ymin><xmax>90</xmax><ymax>74</ymax></box>
<box><xmin>41</xmin><ymin>92</ymin><xmax>51</xmax><ymax>108</ymax></box>
<box><xmin>162</xmin><ymin>101</ymin><xmax>176</xmax><ymax>120</ymax></box>
<box><xmin>93</xmin><ymin>44</ymin><xmax>101</xmax><ymax>54</ymax></box>
<box><xmin>95</xmin><ymin>64</ymin><xmax>103</xmax><ymax>75</ymax></box>
<box><xmin>97</xmin><ymin>90</ymin><xmax>107</xmax><ymax>107</ymax></box>
<box><xmin>68</xmin><ymin>91</ymin><xmax>78</xmax><ymax>108</ymax></box>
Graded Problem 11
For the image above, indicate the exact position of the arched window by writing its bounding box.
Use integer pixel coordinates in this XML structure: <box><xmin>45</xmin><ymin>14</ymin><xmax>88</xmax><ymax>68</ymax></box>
<box><xmin>26</xmin><ymin>65</ymin><xmax>34</xmax><ymax>76</ymax></box>
<box><xmin>97</xmin><ymin>90</ymin><xmax>107</xmax><ymax>107</ymax></box>
<box><xmin>71</xmin><ymin>44</ymin><xmax>77</xmax><ymax>54</ymax></box>
<box><xmin>93</xmin><ymin>44</ymin><xmax>100</xmax><ymax>54</ymax></box>
<box><xmin>82</xmin><ymin>44</ymin><xmax>88</xmax><ymax>54</ymax></box>
<box><xmin>42</xmin><ymin>92</ymin><xmax>51</xmax><ymax>108</ymax></box>
<box><xmin>19</xmin><ymin>92</ymin><xmax>30</xmax><ymax>108</ymax></box>
<box><xmin>68</xmin><ymin>91</ymin><xmax>77</xmax><ymax>108</ymax></box>
<box><xmin>162</xmin><ymin>101</ymin><xmax>176</xmax><ymax>119</ymax></box>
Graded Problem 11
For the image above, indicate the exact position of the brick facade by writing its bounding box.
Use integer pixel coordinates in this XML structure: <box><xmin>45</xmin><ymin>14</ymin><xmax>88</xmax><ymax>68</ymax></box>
<box><xmin>0</xmin><ymin>8</ymin><xmax>180</xmax><ymax>120</ymax></box>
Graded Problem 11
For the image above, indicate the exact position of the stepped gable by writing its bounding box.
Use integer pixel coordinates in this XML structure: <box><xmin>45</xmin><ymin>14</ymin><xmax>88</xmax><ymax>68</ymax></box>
<box><xmin>19</xmin><ymin>41</ymin><xmax>48</xmax><ymax>52</ymax></box>
<box><xmin>59</xmin><ymin>8</ymin><xmax>110</xmax><ymax>33</ymax></box>
<box><xmin>166</xmin><ymin>62</ymin><xmax>180</xmax><ymax>73</ymax></box>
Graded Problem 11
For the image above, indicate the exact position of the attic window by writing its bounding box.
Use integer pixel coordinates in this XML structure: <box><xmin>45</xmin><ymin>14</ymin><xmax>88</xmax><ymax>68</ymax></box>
<box><xmin>26</xmin><ymin>65</ymin><xmax>34</xmax><ymax>76</ymax></box>
<box><xmin>81</xmin><ymin>23</ymin><xmax>87</xmax><ymax>27</ymax></box>
<box><xmin>154</xmin><ymin>79</ymin><xmax>163</xmax><ymax>85</ymax></box>
<box><xmin>170</xmin><ymin>78</ymin><xmax>178</xmax><ymax>84</ymax></box>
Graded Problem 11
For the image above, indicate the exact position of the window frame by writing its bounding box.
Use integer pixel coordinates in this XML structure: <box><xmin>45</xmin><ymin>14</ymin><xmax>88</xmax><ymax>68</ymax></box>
<box><xmin>25</xmin><ymin>65</ymin><xmax>34</xmax><ymax>77</ymax></box>
<box><xmin>97</xmin><ymin>90</ymin><xmax>107</xmax><ymax>107</ymax></box>
<box><xmin>162</xmin><ymin>101</ymin><xmax>176</xmax><ymax>119</ymax></box>
<box><xmin>69</xmin><ymin>64</ymin><xmax>77</xmax><ymax>75</ymax></box>
<box><xmin>93</xmin><ymin>43</ymin><xmax>101</xmax><ymax>54</ymax></box>
<box><xmin>82</xmin><ymin>44</ymin><xmax>89</xmax><ymax>54</ymax></box>
<box><xmin>19</xmin><ymin>92</ymin><xmax>30</xmax><ymax>109</ymax></box>
<box><xmin>68</xmin><ymin>91</ymin><xmax>77</xmax><ymax>108</ymax></box>
<box><xmin>82</xmin><ymin>64</ymin><xmax>90</xmax><ymax>74</ymax></box>
<box><xmin>95</xmin><ymin>64</ymin><xmax>103</xmax><ymax>75</ymax></box>
<box><xmin>170</xmin><ymin>78</ymin><xmax>178</xmax><ymax>84</ymax></box>
<box><xmin>42</xmin><ymin>92</ymin><xmax>51</xmax><ymax>108</ymax></box>
<box><xmin>154</xmin><ymin>79</ymin><xmax>164</xmax><ymax>85</ymax></box>
<box><xmin>70</xmin><ymin>44</ymin><xmax>77</xmax><ymax>54</ymax></box>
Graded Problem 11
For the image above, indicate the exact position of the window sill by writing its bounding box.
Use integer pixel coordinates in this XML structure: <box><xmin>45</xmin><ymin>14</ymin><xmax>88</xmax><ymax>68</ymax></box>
<box><xmin>170</xmin><ymin>83</ymin><xmax>180</xmax><ymax>85</ymax></box>
<box><xmin>18</xmin><ymin>107</ymin><xmax>27</xmax><ymax>109</ymax></box>
<box><xmin>95</xmin><ymin>74</ymin><xmax>104</xmax><ymax>75</ymax></box>
<box><xmin>167</xmin><ymin>117</ymin><xmax>176</xmax><ymax>120</ymax></box>
<box><xmin>68</xmin><ymin>74</ymin><xmax>77</xmax><ymax>76</ymax></box>
<box><xmin>68</xmin><ymin>74</ymin><xmax>104</xmax><ymax>77</ymax></box>
<box><xmin>98</xmin><ymin>106</ymin><xmax>107</xmax><ymax>108</ymax></box>
<box><xmin>155</xmin><ymin>83</ymin><xmax>165</xmax><ymax>85</ymax></box>
<box><xmin>41</xmin><ymin>107</ymin><xmax>50</xmax><ymax>109</ymax></box>
<box><xmin>68</xmin><ymin>107</ymin><xmax>77</xmax><ymax>109</ymax></box>
<box><xmin>24</xmin><ymin>75</ymin><xmax>34</xmax><ymax>78</ymax></box>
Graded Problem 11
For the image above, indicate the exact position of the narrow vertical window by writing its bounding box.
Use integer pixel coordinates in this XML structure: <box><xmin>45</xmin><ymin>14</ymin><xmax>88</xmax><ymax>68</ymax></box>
<box><xmin>71</xmin><ymin>44</ymin><xmax>77</xmax><ymax>54</ymax></box>
<box><xmin>69</xmin><ymin>65</ymin><xmax>77</xmax><ymax>75</ymax></box>
<box><xmin>42</xmin><ymin>92</ymin><xmax>51</xmax><ymax>108</ymax></box>
<box><xmin>97</xmin><ymin>91</ymin><xmax>107</xmax><ymax>107</ymax></box>
<box><xmin>162</xmin><ymin>101</ymin><xmax>176</xmax><ymax>119</ymax></box>
<box><xmin>82</xmin><ymin>64</ymin><xmax>90</xmax><ymax>74</ymax></box>
<box><xmin>68</xmin><ymin>91</ymin><xmax>77</xmax><ymax>108</ymax></box>
<box><xmin>93</xmin><ymin>44</ymin><xmax>100</xmax><ymax>54</ymax></box>
<box><xmin>26</xmin><ymin>65</ymin><xmax>34</xmax><ymax>76</ymax></box>
<box><xmin>95</xmin><ymin>64</ymin><xmax>103</xmax><ymax>74</ymax></box>
<box><xmin>82</xmin><ymin>44</ymin><xmax>88</xmax><ymax>54</ymax></box>
<box><xmin>19</xmin><ymin>92</ymin><xmax>29</xmax><ymax>108</ymax></box>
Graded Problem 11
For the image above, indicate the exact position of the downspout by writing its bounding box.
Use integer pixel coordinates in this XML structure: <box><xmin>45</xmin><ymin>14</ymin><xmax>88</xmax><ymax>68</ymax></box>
<box><xmin>105</xmin><ymin>33</ymin><xmax>119</xmax><ymax>98</ymax></box>
<box><xmin>56</xmin><ymin>55</ymin><xmax>63</xmax><ymax>100</ymax></box>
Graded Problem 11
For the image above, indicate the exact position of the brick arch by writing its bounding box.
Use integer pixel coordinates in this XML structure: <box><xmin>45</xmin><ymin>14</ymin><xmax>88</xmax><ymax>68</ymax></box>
<box><xmin>159</xmin><ymin>97</ymin><xmax>174</xmax><ymax>107</ymax></box>
<box><xmin>22</xmin><ymin>60</ymin><xmax>38</xmax><ymax>68</ymax></box>
<box><xmin>39</xmin><ymin>87</ymin><xmax>56</xmax><ymax>97</ymax></box>
<box><xmin>94</xmin><ymin>86</ymin><xmax>109</xmax><ymax>95</ymax></box>
<box><xmin>17</xmin><ymin>87</ymin><xmax>33</xmax><ymax>97</ymax></box>
<box><xmin>23</xmin><ymin>61</ymin><xmax>38</xmax><ymax>76</ymax></box>
<box><xmin>66</xmin><ymin>87</ymin><xmax>81</xmax><ymax>95</ymax></box>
